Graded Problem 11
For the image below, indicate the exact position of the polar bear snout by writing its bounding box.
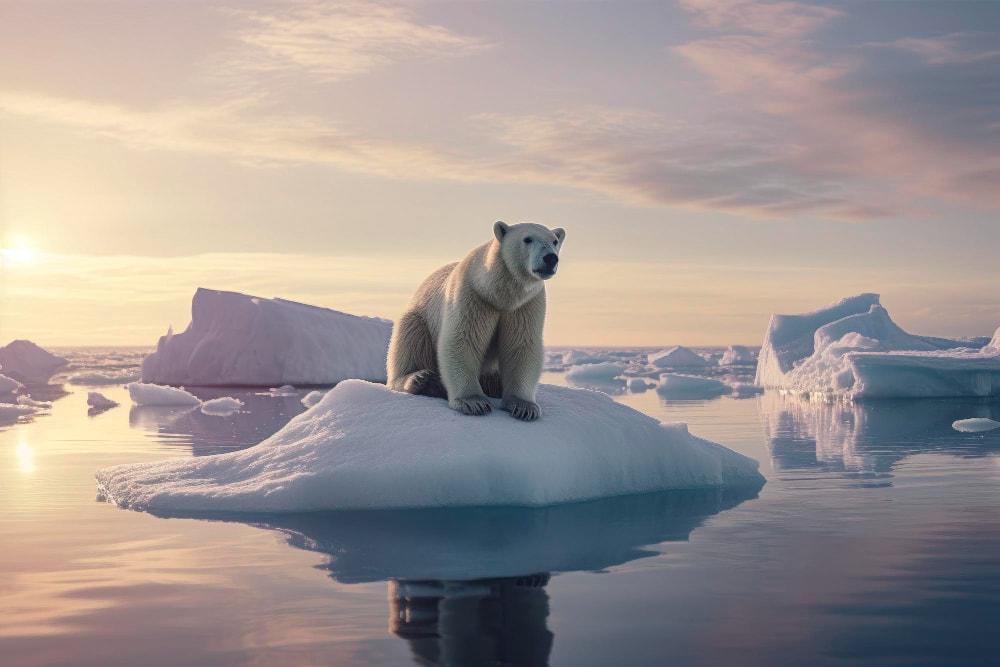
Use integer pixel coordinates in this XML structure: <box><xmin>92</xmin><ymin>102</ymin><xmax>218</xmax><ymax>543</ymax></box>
<box><xmin>535</xmin><ymin>253</ymin><xmax>559</xmax><ymax>279</ymax></box>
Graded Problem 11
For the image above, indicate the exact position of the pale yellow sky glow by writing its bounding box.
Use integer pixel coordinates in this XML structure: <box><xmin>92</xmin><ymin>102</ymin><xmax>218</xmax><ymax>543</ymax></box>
<box><xmin>1</xmin><ymin>0</ymin><xmax>998</xmax><ymax>347</ymax></box>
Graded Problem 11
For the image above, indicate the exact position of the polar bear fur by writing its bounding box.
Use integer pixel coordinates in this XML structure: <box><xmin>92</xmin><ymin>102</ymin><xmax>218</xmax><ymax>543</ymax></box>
<box><xmin>387</xmin><ymin>221</ymin><xmax>566</xmax><ymax>421</ymax></box>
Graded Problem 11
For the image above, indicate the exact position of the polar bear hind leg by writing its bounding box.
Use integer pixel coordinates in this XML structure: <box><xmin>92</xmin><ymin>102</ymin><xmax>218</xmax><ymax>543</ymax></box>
<box><xmin>387</xmin><ymin>312</ymin><xmax>447</xmax><ymax>398</ymax></box>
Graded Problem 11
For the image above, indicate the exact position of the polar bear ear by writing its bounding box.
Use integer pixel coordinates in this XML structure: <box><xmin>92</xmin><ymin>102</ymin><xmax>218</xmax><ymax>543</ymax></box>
<box><xmin>493</xmin><ymin>221</ymin><xmax>510</xmax><ymax>242</ymax></box>
<box><xmin>553</xmin><ymin>228</ymin><xmax>566</xmax><ymax>242</ymax></box>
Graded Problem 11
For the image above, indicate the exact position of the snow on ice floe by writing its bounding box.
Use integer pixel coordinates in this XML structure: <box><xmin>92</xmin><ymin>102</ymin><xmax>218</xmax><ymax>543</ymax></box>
<box><xmin>300</xmin><ymin>390</ymin><xmax>326</xmax><ymax>408</ymax></box>
<box><xmin>200</xmin><ymin>396</ymin><xmax>244</xmax><ymax>416</ymax></box>
<box><xmin>0</xmin><ymin>340</ymin><xmax>69</xmax><ymax>383</ymax></box>
<box><xmin>648</xmin><ymin>346</ymin><xmax>710</xmax><ymax>369</ymax></box>
<box><xmin>95</xmin><ymin>380</ymin><xmax>764</xmax><ymax>513</ymax></box>
<box><xmin>87</xmin><ymin>392</ymin><xmax>119</xmax><ymax>410</ymax></box>
<box><xmin>656</xmin><ymin>374</ymin><xmax>731</xmax><ymax>399</ymax></box>
<box><xmin>127</xmin><ymin>382</ymin><xmax>201</xmax><ymax>407</ymax></box>
<box><xmin>565</xmin><ymin>361</ymin><xmax>627</xmax><ymax>383</ymax></box>
<box><xmin>68</xmin><ymin>371</ymin><xmax>141</xmax><ymax>385</ymax></box>
<box><xmin>0</xmin><ymin>374</ymin><xmax>25</xmax><ymax>394</ymax></box>
<box><xmin>17</xmin><ymin>395</ymin><xmax>51</xmax><ymax>408</ymax></box>
<box><xmin>141</xmin><ymin>288</ymin><xmax>392</xmax><ymax>386</ymax></box>
<box><xmin>561</xmin><ymin>349</ymin><xmax>613</xmax><ymax>365</ymax></box>
<box><xmin>719</xmin><ymin>345</ymin><xmax>755</xmax><ymax>366</ymax></box>
<box><xmin>952</xmin><ymin>418</ymin><xmax>1000</xmax><ymax>433</ymax></box>
<box><xmin>755</xmin><ymin>293</ymin><xmax>999</xmax><ymax>399</ymax></box>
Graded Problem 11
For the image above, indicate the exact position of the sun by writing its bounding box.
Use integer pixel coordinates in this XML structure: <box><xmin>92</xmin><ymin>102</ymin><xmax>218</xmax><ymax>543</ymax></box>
<box><xmin>0</xmin><ymin>237</ymin><xmax>39</xmax><ymax>266</ymax></box>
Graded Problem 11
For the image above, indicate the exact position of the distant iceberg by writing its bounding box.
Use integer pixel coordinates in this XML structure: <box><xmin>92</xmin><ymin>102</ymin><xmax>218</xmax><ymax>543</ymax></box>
<box><xmin>755</xmin><ymin>293</ymin><xmax>998</xmax><ymax>398</ymax></box>
<box><xmin>648</xmin><ymin>346</ymin><xmax>709</xmax><ymax>369</ymax></box>
<box><xmin>141</xmin><ymin>288</ymin><xmax>393</xmax><ymax>387</ymax></box>
<box><xmin>0</xmin><ymin>340</ymin><xmax>69</xmax><ymax>383</ymax></box>
<box><xmin>656</xmin><ymin>373</ymin><xmax>731</xmax><ymax>398</ymax></box>
<box><xmin>95</xmin><ymin>380</ymin><xmax>764</xmax><ymax>513</ymax></box>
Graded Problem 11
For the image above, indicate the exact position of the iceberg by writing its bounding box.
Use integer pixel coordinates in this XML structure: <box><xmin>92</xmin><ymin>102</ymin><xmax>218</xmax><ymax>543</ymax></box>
<box><xmin>95</xmin><ymin>380</ymin><xmax>764</xmax><ymax>513</ymax></box>
<box><xmin>656</xmin><ymin>374</ymin><xmax>731</xmax><ymax>398</ymax></box>
<box><xmin>719</xmin><ymin>345</ymin><xmax>755</xmax><ymax>366</ymax></box>
<box><xmin>140</xmin><ymin>288</ymin><xmax>392</xmax><ymax>386</ymax></box>
<box><xmin>127</xmin><ymin>382</ymin><xmax>202</xmax><ymax>407</ymax></box>
<box><xmin>200</xmin><ymin>396</ymin><xmax>244</xmax><ymax>416</ymax></box>
<box><xmin>755</xmin><ymin>293</ymin><xmax>998</xmax><ymax>398</ymax></box>
<box><xmin>0</xmin><ymin>340</ymin><xmax>69</xmax><ymax>383</ymax></box>
<box><xmin>648</xmin><ymin>346</ymin><xmax>709</xmax><ymax>369</ymax></box>
<box><xmin>87</xmin><ymin>392</ymin><xmax>119</xmax><ymax>409</ymax></box>
<box><xmin>952</xmin><ymin>418</ymin><xmax>1000</xmax><ymax>433</ymax></box>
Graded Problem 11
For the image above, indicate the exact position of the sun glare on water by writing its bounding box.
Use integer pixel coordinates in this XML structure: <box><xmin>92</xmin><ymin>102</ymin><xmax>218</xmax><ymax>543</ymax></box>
<box><xmin>1</xmin><ymin>237</ymin><xmax>39</xmax><ymax>266</ymax></box>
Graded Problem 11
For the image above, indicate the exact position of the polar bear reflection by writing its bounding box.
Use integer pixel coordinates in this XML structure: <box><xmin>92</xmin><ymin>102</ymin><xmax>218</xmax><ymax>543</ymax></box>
<box><xmin>389</xmin><ymin>575</ymin><xmax>553</xmax><ymax>667</ymax></box>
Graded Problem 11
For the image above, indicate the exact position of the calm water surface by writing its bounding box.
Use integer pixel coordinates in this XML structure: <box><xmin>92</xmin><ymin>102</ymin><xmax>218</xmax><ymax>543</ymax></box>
<box><xmin>1</xmin><ymin>348</ymin><xmax>998</xmax><ymax>666</ymax></box>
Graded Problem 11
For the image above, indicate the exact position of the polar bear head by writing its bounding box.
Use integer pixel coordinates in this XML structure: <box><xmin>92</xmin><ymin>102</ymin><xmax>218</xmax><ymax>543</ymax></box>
<box><xmin>493</xmin><ymin>221</ymin><xmax>566</xmax><ymax>282</ymax></box>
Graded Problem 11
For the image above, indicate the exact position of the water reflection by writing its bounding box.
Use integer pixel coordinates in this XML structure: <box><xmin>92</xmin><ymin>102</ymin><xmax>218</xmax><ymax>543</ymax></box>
<box><xmin>389</xmin><ymin>575</ymin><xmax>553</xmax><ymax>667</ymax></box>
<box><xmin>128</xmin><ymin>388</ymin><xmax>309</xmax><ymax>454</ymax></box>
<box><xmin>759</xmin><ymin>392</ymin><xmax>1000</xmax><ymax>478</ymax></box>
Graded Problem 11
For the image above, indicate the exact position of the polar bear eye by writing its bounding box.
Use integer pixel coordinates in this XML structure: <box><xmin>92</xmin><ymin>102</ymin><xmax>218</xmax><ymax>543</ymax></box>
<box><xmin>524</xmin><ymin>237</ymin><xmax>533</xmax><ymax>244</ymax></box>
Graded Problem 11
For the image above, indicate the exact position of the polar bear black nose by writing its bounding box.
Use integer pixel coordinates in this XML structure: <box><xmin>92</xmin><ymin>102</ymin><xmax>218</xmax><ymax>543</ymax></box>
<box><xmin>542</xmin><ymin>253</ymin><xmax>558</xmax><ymax>268</ymax></box>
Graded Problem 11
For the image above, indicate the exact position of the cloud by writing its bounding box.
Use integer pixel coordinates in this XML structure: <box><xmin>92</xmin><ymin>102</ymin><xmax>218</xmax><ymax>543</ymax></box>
<box><xmin>223</xmin><ymin>0</ymin><xmax>491</xmax><ymax>82</ymax></box>
<box><xmin>865</xmin><ymin>32</ymin><xmax>1000</xmax><ymax>65</ymax></box>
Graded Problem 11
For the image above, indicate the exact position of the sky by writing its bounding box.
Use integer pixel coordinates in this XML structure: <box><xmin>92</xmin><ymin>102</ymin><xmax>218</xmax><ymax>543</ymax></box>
<box><xmin>1</xmin><ymin>0</ymin><xmax>998</xmax><ymax>346</ymax></box>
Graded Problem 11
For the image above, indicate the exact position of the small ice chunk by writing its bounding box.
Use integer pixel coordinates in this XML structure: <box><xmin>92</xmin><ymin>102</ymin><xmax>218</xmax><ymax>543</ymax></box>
<box><xmin>952</xmin><ymin>418</ymin><xmax>1000</xmax><ymax>433</ymax></box>
<box><xmin>68</xmin><ymin>371</ymin><xmax>141</xmax><ymax>385</ymax></box>
<box><xmin>566</xmin><ymin>362</ymin><xmax>627</xmax><ymax>382</ymax></box>
<box><xmin>200</xmin><ymin>397</ymin><xmax>244</xmax><ymax>416</ymax></box>
<box><xmin>0</xmin><ymin>373</ymin><xmax>25</xmax><ymax>394</ymax></box>
<box><xmin>126</xmin><ymin>382</ymin><xmax>201</xmax><ymax>407</ymax></box>
<box><xmin>648</xmin><ymin>346</ymin><xmax>710</xmax><ymax>368</ymax></box>
<box><xmin>87</xmin><ymin>392</ymin><xmax>119</xmax><ymax>410</ymax></box>
<box><xmin>17</xmin><ymin>395</ymin><xmax>51</xmax><ymax>408</ymax></box>
<box><xmin>274</xmin><ymin>384</ymin><xmax>296</xmax><ymax>392</ymax></box>
<box><xmin>300</xmin><ymin>390</ymin><xmax>326</xmax><ymax>408</ymax></box>
<box><xmin>656</xmin><ymin>374</ymin><xmax>731</xmax><ymax>398</ymax></box>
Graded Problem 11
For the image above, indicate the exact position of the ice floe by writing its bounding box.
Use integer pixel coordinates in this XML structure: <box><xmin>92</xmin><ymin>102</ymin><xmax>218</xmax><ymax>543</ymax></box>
<box><xmin>656</xmin><ymin>374</ymin><xmax>731</xmax><ymax>399</ymax></box>
<box><xmin>0</xmin><ymin>340</ymin><xmax>69</xmax><ymax>383</ymax></box>
<box><xmin>95</xmin><ymin>380</ymin><xmax>763</xmax><ymax>513</ymax></box>
<box><xmin>952</xmin><ymin>418</ymin><xmax>1000</xmax><ymax>433</ymax></box>
<box><xmin>648</xmin><ymin>346</ymin><xmax>710</xmax><ymax>369</ymax></box>
<box><xmin>200</xmin><ymin>397</ymin><xmax>244</xmax><ymax>416</ymax></box>
<box><xmin>140</xmin><ymin>288</ymin><xmax>392</xmax><ymax>386</ymax></box>
<box><xmin>127</xmin><ymin>382</ymin><xmax>202</xmax><ymax>407</ymax></box>
<box><xmin>87</xmin><ymin>392</ymin><xmax>119</xmax><ymax>410</ymax></box>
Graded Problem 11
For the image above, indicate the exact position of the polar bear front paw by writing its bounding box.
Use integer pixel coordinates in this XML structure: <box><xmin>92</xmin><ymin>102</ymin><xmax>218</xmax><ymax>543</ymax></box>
<box><xmin>450</xmin><ymin>394</ymin><xmax>492</xmax><ymax>416</ymax></box>
<box><xmin>501</xmin><ymin>397</ymin><xmax>541</xmax><ymax>421</ymax></box>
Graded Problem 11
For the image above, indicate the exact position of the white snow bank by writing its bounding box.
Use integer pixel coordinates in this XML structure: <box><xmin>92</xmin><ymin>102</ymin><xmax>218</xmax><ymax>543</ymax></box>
<box><xmin>87</xmin><ymin>392</ymin><xmax>119</xmax><ymax>409</ymax></box>
<box><xmin>301</xmin><ymin>390</ymin><xmax>326</xmax><ymax>408</ymax></box>
<box><xmin>720</xmin><ymin>345</ymin><xmax>755</xmax><ymax>366</ymax></box>
<box><xmin>0</xmin><ymin>340</ymin><xmax>69</xmax><ymax>383</ymax></box>
<box><xmin>141</xmin><ymin>288</ymin><xmax>392</xmax><ymax>386</ymax></box>
<box><xmin>565</xmin><ymin>362</ymin><xmax>627</xmax><ymax>383</ymax></box>
<box><xmin>656</xmin><ymin>374</ymin><xmax>731</xmax><ymax>398</ymax></box>
<box><xmin>952</xmin><ymin>418</ymin><xmax>1000</xmax><ymax>433</ymax></box>
<box><xmin>127</xmin><ymin>382</ymin><xmax>201</xmax><ymax>407</ymax></box>
<box><xmin>95</xmin><ymin>380</ymin><xmax>764</xmax><ymax>512</ymax></box>
<box><xmin>755</xmin><ymin>294</ymin><xmax>998</xmax><ymax>398</ymax></box>
<box><xmin>561</xmin><ymin>350</ymin><xmax>613</xmax><ymax>365</ymax></box>
<box><xmin>649</xmin><ymin>346</ymin><xmax>709</xmax><ymax>368</ymax></box>
<box><xmin>0</xmin><ymin>374</ymin><xmax>25</xmax><ymax>394</ymax></box>
<box><xmin>17</xmin><ymin>395</ymin><xmax>51</xmax><ymax>408</ymax></box>
<box><xmin>200</xmin><ymin>397</ymin><xmax>244</xmax><ymax>416</ymax></box>
<box><xmin>68</xmin><ymin>371</ymin><xmax>141</xmax><ymax>385</ymax></box>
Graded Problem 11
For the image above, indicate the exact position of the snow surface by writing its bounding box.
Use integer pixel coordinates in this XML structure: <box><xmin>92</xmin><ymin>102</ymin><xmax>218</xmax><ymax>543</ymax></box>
<box><xmin>952</xmin><ymin>418</ymin><xmax>1000</xmax><ymax>433</ymax></box>
<box><xmin>68</xmin><ymin>371</ymin><xmax>141</xmax><ymax>385</ymax></box>
<box><xmin>755</xmin><ymin>294</ymin><xmax>998</xmax><ymax>398</ymax></box>
<box><xmin>95</xmin><ymin>380</ymin><xmax>764</xmax><ymax>512</ymax></box>
<box><xmin>87</xmin><ymin>392</ymin><xmax>119</xmax><ymax>409</ymax></box>
<box><xmin>200</xmin><ymin>397</ymin><xmax>244</xmax><ymax>416</ymax></box>
<box><xmin>0</xmin><ymin>374</ymin><xmax>24</xmax><ymax>394</ymax></box>
<box><xmin>141</xmin><ymin>288</ymin><xmax>392</xmax><ymax>386</ymax></box>
<box><xmin>648</xmin><ymin>346</ymin><xmax>709</xmax><ymax>368</ymax></box>
<box><xmin>300</xmin><ymin>390</ymin><xmax>326</xmax><ymax>408</ymax></box>
<box><xmin>720</xmin><ymin>345</ymin><xmax>755</xmax><ymax>366</ymax></box>
<box><xmin>17</xmin><ymin>395</ymin><xmax>51</xmax><ymax>408</ymax></box>
<box><xmin>127</xmin><ymin>382</ymin><xmax>202</xmax><ymax>407</ymax></box>
<box><xmin>565</xmin><ymin>361</ymin><xmax>627</xmax><ymax>383</ymax></box>
<box><xmin>0</xmin><ymin>340</ymin><xmax>69</xmax><ymax>383</ymax></box>
<box><xmin>656</xmin><ymin>374</ymin><xmax>731</xmax><ymax>398</ymax></box>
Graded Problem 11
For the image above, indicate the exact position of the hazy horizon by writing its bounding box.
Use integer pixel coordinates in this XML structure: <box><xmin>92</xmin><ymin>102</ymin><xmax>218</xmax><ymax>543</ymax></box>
<box><xmin>2</xmin><ymin>0</ymin><xmax>999</xmax><ymax>346</ymax></box>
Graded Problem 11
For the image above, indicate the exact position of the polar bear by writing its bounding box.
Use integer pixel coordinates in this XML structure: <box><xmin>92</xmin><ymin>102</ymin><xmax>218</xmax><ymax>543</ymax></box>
<box><xmin>387</xmin><ymin>221</ymin><xmax>566</xmax><ymax>421</ymax></box>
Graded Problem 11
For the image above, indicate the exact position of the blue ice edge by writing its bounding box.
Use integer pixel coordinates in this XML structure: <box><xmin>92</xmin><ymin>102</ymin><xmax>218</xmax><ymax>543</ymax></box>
<box><xmin>95</xmin><ymin>381</ymin><xmax>765</xmax><ymax>513</ymax></box>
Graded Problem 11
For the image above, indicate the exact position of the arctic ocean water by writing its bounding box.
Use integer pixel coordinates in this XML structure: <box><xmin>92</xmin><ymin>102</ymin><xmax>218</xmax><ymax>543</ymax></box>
<box><xmin>2</xmin><ymin>348</ymin><xmax>999</xmax><ymax>666</ymax></box>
